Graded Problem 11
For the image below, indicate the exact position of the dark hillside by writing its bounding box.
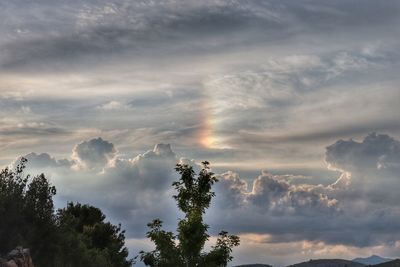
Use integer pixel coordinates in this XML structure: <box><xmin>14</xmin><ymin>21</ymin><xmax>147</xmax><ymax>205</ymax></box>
<box><xmin>371</xmin><ymin>259</ymin><xmax>400</xmax><ymax>267</ymax></box>
<box><xmin>288</xmin><ymin>259</ymin><xmax>365</xmax><ymax>267</ymax></box>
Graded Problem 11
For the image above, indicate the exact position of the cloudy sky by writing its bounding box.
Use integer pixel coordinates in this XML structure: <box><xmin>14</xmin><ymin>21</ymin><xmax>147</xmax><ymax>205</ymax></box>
<box><xmin>1</xmin><ymin>0</ymin><xmax>400</xmax><ymax>266</ymax></box>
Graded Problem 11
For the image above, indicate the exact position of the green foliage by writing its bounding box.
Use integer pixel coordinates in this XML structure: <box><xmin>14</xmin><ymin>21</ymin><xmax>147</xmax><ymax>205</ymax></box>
<box><xmin>57</xmin><ymin>203</ymin><xmax>133</xmax><ymax>267</ymax></box>
<box><xmin>0</xmin><ymin>158</ymin><xmax>58</xmax><ymax>266</ymax></box>
<box><xmin>0</xmin><ymin>158</ymin><xmax>132</xmax><ymax>267</ymax></box>
<box><xmin>0</xmin><ymin>158</ymin><xmax>28</xmax><ymax>252</ymax></box>
<box><xmin>139</xmin><ymin>161</ymin><xmax>240</xmax><ymax>267</ymax></box>
<box><xmin>140</xmin><ymin>219</ymin><xmax>183</xmax><ymax>267</ymax></box>
<box><xmin>201</xmin><ymin>231</ymin><xmax>241</xmax><ymax>267</ymax></box>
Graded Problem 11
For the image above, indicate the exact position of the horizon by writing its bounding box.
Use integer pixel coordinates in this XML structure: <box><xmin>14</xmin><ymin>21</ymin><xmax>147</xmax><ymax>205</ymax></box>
<box><xmin>1</xmin><ymin>1</ymin><xmax>400</xmax><ymax>266</ymax></box>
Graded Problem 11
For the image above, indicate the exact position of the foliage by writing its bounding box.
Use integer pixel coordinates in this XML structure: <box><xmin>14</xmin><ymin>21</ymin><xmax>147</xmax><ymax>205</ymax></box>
<box><xmin>57</xmin><ymin>202</ymin><xmax>133</xmax><ymax>267</ymax></box>
<box><xmin>139</xmin><ymin>161</ymin><xmax>240</xmax><ymax>267</ymax></box>
<box><xmin>0</xmin><ymin>158</ymin><xmax>58</xmax><ymax>266</ymax></box>
<box><xmin>0</xmin><ymin>158</ymin><xmax>132</xmax><ymax>267</ymax></box>
<box><xmin>0</xmin><ymin>158</ymin><xmax>29</xmax><ymax>252</ymax></box>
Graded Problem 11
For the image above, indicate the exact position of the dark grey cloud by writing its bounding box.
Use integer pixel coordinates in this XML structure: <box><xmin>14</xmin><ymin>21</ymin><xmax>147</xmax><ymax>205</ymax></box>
<box><xmin>0</xmin><ymin>1</ymin><xmax>281</xmax><ymax>71</ymax></box>
<box><xmin>286</xmin><ymin>0</ymin><xmax>400</xmax><ymax>30</ymax></box>
<box><xmin>326</xmin><ymin>133</ymin><xmax>400</xmax><ymax>174</ymax></box>
<box><xmin>2</xmin><ymin>0</ymin><xmax>399</xmax><ymax>71</ymax></box>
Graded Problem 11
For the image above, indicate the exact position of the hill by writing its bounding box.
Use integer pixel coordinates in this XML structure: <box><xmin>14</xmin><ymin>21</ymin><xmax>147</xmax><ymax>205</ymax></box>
<box><xmin>370</xmin><ymin>259</ymin><xmax>400</xmax><ymax>267</ymax></box>
<box><xmin>353</xmin><ymin>256</ymin><xmax>393</xmax><ymax>265</ymax></box>
<box><xmin>287</xmin><ymin>259</ymin><xmax>365</xmax><ymax>267</ymax></box>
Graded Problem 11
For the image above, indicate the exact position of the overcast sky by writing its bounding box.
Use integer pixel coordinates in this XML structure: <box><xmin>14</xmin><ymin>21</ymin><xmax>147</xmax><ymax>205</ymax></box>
<box><xmin>1</xmin><ymin>1</ymin><xmax>400</xmax><ymax>266</ymax></box>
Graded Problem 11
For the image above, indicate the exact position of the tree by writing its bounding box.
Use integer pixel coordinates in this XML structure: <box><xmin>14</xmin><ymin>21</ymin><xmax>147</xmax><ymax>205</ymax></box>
<box><xmin>0</xmin><ymin>158</ymin><xmax>58</xmax><ymax>266</ymax></box>
<box><xmin>0</xmin><ymin>158</ymin><xmax>28</xmax><ymax>252</ymax></box>
<box><xmin>139</xmin><ymin>161</ymin><xmax>240</xmax><ymax>267</ymax></box>
<box><xmin>24</xmin><ymin>173</ymin><xmax>58</xmax><ymax>267</ymax></box>
<box><xmin>57</xmin><ymin>203</ymin><xmax>133</xmax><ymax>267</ymax></box>
<box><xmin>0</xmin><ymin>158</ymin><xmax>133</xmax><ymax>267</ymax></box>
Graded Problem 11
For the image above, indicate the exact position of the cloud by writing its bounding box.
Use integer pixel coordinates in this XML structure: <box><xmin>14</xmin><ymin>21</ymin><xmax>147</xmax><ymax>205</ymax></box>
<box><xmin>1</xmin><ymin>1</ymin><xmax>400</xmax><ymax>173</ymax></box>
<box><xmin>207</xmin><ymin>133</ymin><xmax>400</xmax><ymax>247</ymax></box>
<box><xmin>214</xmin><ymin>171</ymin><xmax>248</xmax><ymax>209</ymax></box>
<box><xmin>214</xmin><ymin>170</ymin><xmax>340</xmax><ymax>230</ymax></box>
<box><xmin>326</xmin><ymin>132</ymin><xmax>400</xmax><ymax>174</ymax></box>
<box><xmin>0</xmin><ymin>121</ymin><xmax>68</xmax><ymax>137</ymax></box>
<box><xmin>1</xmin><ymin>1</ymin><xmax>400</xmax><ymax>264</ymax></box>
<box><xmin>2</xmin><ymin>0</ymin><xmax>399</xmax><ymax>72</ymax></box>
<box><xmin>71</xmin><ymin>137</ymin><xmax>117</xmax><ymax>170</ymax></box>
<box><xmin>210</xmin><ymin>170</ymin><xmax>341</xmax><ymax>239</ymax></box>
<box><xmin>325</xmin><ymin>133</ymin><xmax>400</xmax><ymax>207</ymax></box>
<box><xmin>18</xmin><ymin>139</ymin><xmax>181</xmax><ymax>236</ymax></box>
<box><xmin>0</xmin><ymin>1</ymin><xmax>283</xmax><ymax>71</ymax></box>
<box><xmin>201</xmin><ymin>46</ymin><xmax>400</xmax><ymax>164</ymax></box>
<box><xmin>15</xmin><ymin>152</ymin><xmax>72</xmax><ymax>169</ymax></box>
<box><xmin>96</xmin><ymin>100</ymin><xmax>130</xmax><ymax>111</ymax></box>
<box><xmin>237</xmin><ymin>120</ymin><xmax>400</xmax><ymax>145</ymax></box>
<box><xmin>230</xmin><ymin>236</ymin><xmax>400</xmax><ymax>267</ymax></box>
<box><xmin>12</xmin><ymin>133</ymin><xmax>400</xmax><ymax>252</ymax></box>
<box><xmin>248</xmin><ymin>171</ymin><xmax>338</xmax><ymax>215</ymax></box>
<box><xmin>206</xmin><ymin>50</ymin><xmax>388</xmax><ymax>114</ymax></box>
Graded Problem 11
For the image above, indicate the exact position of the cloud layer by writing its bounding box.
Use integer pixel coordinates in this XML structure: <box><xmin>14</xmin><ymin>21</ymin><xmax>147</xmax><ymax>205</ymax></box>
<box><xmin>13</xmin><ymin>133</ymin><xmax>400</xmax><ymax>265</ymax></box>
<box><xmin>1</xmin><ymin>0</ymin><xmax>400</xmax><ymax>172</ymax></box>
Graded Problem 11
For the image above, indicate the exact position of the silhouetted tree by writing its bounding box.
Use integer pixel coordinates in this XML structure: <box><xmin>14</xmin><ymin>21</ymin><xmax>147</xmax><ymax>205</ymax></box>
<box><xmin>139</xmin><ymin>161</ymin><xmax>240</xmax><ymax>267</ymax></box>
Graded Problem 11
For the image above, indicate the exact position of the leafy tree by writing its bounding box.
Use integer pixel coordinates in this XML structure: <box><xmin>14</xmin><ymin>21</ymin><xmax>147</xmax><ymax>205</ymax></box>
<box><xmin>0</xmin><ymin>158</ymin><xmax>133</xmax><ymax>267</ymax></box>
<box><xmin>139</xmin><ymin>161</ymin><xmax>240</xmax><ymax>267</ymax></box>
<box><xmin>0</xmin><ymin>158</ymin><xmax>59</xmax><ymax>266</ymax></box>
<box><xmin>24</xmin><ymin>173</ymin><xmax>58</xmax><ymax>267</ymax></box>
<box><xmin>57</xmin><ymin>203</ymin><xmax>133</xmax><ymax>267</ymax></box>
<box><xmin>0</xmin><ymin>158</ymin><xmax>29</xmax><ymax>252</ymax></box>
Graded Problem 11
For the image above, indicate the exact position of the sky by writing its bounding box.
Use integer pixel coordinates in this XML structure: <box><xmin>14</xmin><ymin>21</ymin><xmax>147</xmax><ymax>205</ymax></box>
<box><xmin>1</xmin><ymin>0</ymin><xmax>400</xmax><ymax>266</ymax></box>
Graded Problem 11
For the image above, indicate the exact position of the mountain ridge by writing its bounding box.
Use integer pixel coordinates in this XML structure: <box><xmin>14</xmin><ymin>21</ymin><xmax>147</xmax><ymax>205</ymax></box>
<box><xmin>368</xmin><ymin>259</ymin><xmax>400</xmax><ymax>267</ymax></box>
<box><xmin>287</xmin><ymin>259</ymin><xmax>365</xmax><ymax>267</ymax></box>
<box><xmin>353</xmin><ymin>255</ymin><xmax>393</xmax><ymax>265</ymax></box>
<box><xmin>234</xmin><ymin>256</ymin><xmax>400</xmax><ymax>267</ymax></box>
